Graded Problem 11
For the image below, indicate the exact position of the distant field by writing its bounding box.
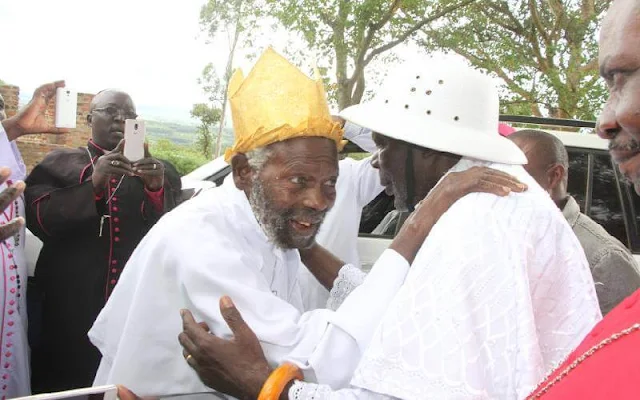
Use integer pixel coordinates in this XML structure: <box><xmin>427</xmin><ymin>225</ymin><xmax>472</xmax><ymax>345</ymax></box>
<box><xmin>145</xmin><ymin>119</ymin><xmax>234</xmax><ymax>149</ymax></box>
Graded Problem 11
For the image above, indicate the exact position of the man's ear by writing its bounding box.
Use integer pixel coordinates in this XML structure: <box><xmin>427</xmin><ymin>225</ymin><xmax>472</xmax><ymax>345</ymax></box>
<box><xmin>231</xmin><ymin>153</ymin><xmax>253</xmax><ymax>191</ymax></box>
<box><xmin>87</xmin><ymin>113</ymin><xmax>92</xmax><ymax>126</ymax></box>
<box><xmin>548</xmin><ymin>164</ymin><xmax>566</xmax><ymax>191</ymax></box>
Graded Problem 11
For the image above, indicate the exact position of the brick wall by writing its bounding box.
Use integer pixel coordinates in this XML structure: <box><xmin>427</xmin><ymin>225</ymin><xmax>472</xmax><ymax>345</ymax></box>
<box><xmin>0</xmin><ymin>85</ymin><xmax>95</xmax><ymax>172</ymax></box>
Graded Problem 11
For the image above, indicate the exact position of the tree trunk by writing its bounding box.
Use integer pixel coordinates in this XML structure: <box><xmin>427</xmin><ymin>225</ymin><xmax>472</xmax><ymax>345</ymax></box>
<box><xmin>214</xmin><ymin>0</ymin><xmax>243</xmax><ymax>159</ymax></box>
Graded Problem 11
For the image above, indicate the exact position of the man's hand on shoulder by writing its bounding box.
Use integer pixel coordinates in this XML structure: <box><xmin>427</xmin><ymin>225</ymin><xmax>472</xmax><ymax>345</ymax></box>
<box><xmin>1</xmin><ymin>81</ymin><xmax>70</xmax><ymax>141</ymax></box>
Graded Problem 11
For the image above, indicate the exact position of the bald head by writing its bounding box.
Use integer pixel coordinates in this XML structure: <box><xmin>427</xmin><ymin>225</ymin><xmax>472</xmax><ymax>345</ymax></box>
<box><xmin>88</xmin><ymin>89</ymin><xmax>136</xmax><ymax>150</ymax></box>
<box><xmin>509</xmin><ymin>129</ymin><xmax>569</xmax><ymax>204</ymax></box>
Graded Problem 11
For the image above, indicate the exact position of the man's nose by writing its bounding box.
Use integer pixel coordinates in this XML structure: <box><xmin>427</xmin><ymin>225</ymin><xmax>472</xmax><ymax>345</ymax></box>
<box><xmin>596</xmin><ymin>101</ymin><xmax>621</xmax><ymax>140</ymax></box>
<box><xmin>371</xmin><ymin>151</ymin><xmax>380</xmax><ymax>169</ymax></box>
<box><xmin>113</xmin><ymin>110</ymin><xmax>127</xmax><ymax>122</ymax></box>
<box><xmin>302</xmin><ymin>186</ymin><xmax>330</xmax><ymax>212</ymax></box>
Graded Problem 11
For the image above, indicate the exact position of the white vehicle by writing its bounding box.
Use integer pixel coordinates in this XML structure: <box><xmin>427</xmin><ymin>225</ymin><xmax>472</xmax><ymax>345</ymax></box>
<box><xmin>25</xmin><ymin>120</ymin><xmax>640</xmax><ymax>275</ymax></box>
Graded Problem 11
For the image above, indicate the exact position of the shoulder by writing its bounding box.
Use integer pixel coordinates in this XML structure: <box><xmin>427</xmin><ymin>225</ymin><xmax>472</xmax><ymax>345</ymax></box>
<box><xmin>26</xmin><ymin>147</ymin><xmax>89</xmax><ymax>183</ymax></box>
<box><xmin>38</xmin><ymin>147</ymin><xmax>87</xmax><ymax>166</ymax></box>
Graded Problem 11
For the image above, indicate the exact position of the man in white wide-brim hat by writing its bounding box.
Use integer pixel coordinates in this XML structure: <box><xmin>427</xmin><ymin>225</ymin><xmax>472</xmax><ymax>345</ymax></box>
<box><xmin>172</xmin><ymin>58</ymin><xmax>603</xmax><ymax>400</ymax></box>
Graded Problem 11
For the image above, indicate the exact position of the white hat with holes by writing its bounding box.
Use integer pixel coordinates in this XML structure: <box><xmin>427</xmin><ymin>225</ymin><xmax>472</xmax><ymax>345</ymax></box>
<box><xmin>339</xmin><ymin>58</ymin><xmax>527</xmax><ymax>165</ymax></box>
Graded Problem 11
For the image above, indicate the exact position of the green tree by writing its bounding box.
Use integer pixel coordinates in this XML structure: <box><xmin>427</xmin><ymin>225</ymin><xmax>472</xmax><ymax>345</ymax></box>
<box><xmin>420</xmin><ymin>0</ymin><xmax>611</xmax><ymax>120</ymax></box>
<box><xmin>190</xmin><ymin>102</ymin><xmax>222</xmax><ymax>159</ymax></box>
<box><xmin>200</xmin><ymin>0</ymin><xmax>475</xmax><ymax>110</ymax></box>
<box><xmin>150</xmin><ymin>139</ymin><xmax>209</xmax><ymax>176</ymax></box>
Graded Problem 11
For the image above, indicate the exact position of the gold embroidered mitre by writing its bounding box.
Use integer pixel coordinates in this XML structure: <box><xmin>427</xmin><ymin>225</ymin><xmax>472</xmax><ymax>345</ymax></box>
<box><xmin>224</xmin><ymin>47</ymin><xmax>344</xmax><ymax>162</ymax></box>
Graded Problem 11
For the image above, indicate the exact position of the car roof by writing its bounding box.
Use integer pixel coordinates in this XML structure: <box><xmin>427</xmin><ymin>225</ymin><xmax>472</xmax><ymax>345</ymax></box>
<box><xmin>545</xmin><ymin>129</ymin><xmax>608</xmax><ymax>151</ymax></box>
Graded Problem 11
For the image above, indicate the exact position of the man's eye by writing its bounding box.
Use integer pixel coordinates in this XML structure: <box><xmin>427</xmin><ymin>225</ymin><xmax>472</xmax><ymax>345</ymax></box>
<box><xmin>324</xmin><ymin>179</ymin><xmax>337</xmax><ymax>187</ymax></box>
<box><xmin>290</xmin><ymin>177</ymin><xmax>306</xmax><ymax>185</ymax></box>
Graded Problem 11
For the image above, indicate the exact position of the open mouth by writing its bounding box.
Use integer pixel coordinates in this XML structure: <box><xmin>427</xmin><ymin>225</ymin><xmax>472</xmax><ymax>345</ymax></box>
<box><xmin>290</xmin><ymin>219</ymin><xmax>319</xmax><ymax>234</ymax></box>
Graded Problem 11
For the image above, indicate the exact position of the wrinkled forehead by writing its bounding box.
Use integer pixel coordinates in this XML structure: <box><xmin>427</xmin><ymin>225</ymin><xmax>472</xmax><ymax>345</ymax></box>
<box><xmin>91</xmin><ymin>91</ymin><xmax>135</xmax><ymax>111</ymax></box>
<box><xmin>599</xmin><ymin>0</ymin><xmax>640</xmax><ymax>67</ymax></box>
<box><xmin>267</xmin><ymin>137</ymin><xmax>338</xmax><ymax>173</ymax></box>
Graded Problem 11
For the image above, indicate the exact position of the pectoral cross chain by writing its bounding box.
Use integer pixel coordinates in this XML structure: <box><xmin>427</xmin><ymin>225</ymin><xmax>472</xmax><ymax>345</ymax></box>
<box><xmin>99</xmin><ymin>215</ymin><xmax>111</xmax><ymax>237</ymax></box>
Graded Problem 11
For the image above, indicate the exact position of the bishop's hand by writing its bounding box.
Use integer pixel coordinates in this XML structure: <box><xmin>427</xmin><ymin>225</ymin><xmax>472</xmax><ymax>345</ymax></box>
<box><xmin>132</xmin><ymin>143</ymin><xmax>164</xmax><ymax>192</ymax></box>
<box><xmin>91</xmin><ymin>139</ymin><xmax>134</xmax><ymax>195</ymax></box>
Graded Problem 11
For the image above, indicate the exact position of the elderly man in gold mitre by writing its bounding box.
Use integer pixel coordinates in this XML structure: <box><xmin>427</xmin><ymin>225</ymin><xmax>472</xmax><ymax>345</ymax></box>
<box><xmin>85</xmin><ymin>47</ymin><xmax>401</xmax><ymax>398</ymax></box>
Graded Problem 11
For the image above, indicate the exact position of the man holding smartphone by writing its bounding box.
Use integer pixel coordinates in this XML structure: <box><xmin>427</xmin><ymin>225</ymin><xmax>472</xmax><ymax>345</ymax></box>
<box><xmin>24</xmin><ymin>89</ymin><xmax>182</xmax><ymax>393</ymax></box>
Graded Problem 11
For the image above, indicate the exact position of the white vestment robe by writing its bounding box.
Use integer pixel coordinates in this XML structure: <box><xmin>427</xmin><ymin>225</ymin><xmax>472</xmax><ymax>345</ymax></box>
<box><xmin>289</xmin><ymin>158</ymin><xmax>602</xmax><ymax>400</ymax></box>
<box><xmin>89</xmin><ymin>177</ymin><xmax>408</xmax><ymax>398</ymax></box>
<box><xmin>0</xmin><ymin>125</ymin><xmax>30</xmax><ymax>397</ymax></box>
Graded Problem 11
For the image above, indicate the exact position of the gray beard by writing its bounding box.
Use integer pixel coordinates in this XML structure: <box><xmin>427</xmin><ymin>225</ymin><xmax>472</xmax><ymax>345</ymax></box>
<box><xmin>247</xmin><ymin>179</ymin><xmax>324</xmax><ymax>249</ymax></box>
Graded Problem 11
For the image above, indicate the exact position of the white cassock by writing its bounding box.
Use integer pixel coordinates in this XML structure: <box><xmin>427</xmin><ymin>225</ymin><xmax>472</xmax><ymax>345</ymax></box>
<box><xmin>0</xmin><ymin>125</ymin><xmax>30</xmax><ymax>397</ymax></box>
<box><xmin>300</xmin><ymin>154</ymin><xmax>383</xmax><ymax>311</ymax></box>
<box><xmin>89</xmin><ymin>176</ymin><xmax>406</xmax><ymax>398</ymax></box>
<box><xmin>287</xmin><ymin>158</ymin><xmax>602</xmax><ymax>400</ymax></box>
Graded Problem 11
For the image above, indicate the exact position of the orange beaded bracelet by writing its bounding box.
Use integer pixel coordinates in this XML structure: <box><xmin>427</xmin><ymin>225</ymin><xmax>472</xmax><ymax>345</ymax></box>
<box><xmin>257</xmin><ymin>362</ymin><xmax>304</xmax><ymax>400</ymax></box>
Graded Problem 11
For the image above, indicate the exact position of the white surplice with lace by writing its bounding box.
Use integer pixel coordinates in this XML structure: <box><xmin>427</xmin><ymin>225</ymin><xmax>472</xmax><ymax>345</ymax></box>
<box><xmin>289</xmin><ymin>158</ymin><xmax>602</xmax><ymax>400</ymax></box>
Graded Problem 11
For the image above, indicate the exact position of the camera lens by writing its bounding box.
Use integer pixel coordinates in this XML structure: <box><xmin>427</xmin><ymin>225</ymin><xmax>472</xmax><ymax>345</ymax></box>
<box><xmin>135</xmin><ymin>124</ymin><xmax>139</xmax><ymax>130</ymax></box>
<box><xmin>66</xmin><ymin>90</ymin><xmax>70</xmax><ymax>95</ymax></box>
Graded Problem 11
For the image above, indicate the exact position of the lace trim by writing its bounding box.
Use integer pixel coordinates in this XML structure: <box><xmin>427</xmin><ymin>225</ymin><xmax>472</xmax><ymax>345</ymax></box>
<box><xmin>326</xmin><ymin>264</ymin><xmax>366</xmax><ymax>311</ymax></box>
<box><xmin>290</xmin><ymin>380</ymin><xmax>332</xmax><ymax>400</ymax></box>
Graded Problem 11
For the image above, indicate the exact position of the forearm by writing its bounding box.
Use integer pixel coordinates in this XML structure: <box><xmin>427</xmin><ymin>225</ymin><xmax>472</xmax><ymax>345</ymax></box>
<box><xmin>299</xmin><ymin>243</ymin><xmax>346</xmax><ymax>290</ymax></box>
<box><xmin>1</xmin><ymin>118</ymin><xmax>23</xmax><ymax>142</ymax></box>
<box><xmin>389</xmin><ymin>189</ymin><xmax>452</xmax><ymax>265</ymax></box>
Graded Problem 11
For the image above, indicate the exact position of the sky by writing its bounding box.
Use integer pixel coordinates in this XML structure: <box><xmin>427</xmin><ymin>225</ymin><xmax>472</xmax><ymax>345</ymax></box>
<box><xmin>0</xmin><ymin>0</ymin><xmax>234</xmax><ymax>124</ymax></box>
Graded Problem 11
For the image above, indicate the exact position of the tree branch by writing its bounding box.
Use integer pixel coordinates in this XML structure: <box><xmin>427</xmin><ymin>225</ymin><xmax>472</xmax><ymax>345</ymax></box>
<box><xmin>363</xmin><ymin>0</ymin><xmax>478</xmax><ymax>67</ymax></box>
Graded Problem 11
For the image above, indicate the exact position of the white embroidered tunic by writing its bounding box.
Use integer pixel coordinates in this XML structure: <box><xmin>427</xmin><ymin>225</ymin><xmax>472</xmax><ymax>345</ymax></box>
<box><xmin>289</xmin><ymin>158</ymin><xmax>602</xmax><ymax>400</ymax></box>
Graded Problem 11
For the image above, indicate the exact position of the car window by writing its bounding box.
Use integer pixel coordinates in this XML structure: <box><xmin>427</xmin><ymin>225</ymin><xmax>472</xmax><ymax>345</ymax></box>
<box><xmin>566</xmin><ymin>149</ymin><xmax>588</xmax><ymax>211</ymax></box>
<box><xmin>590</xmin><ymin>153</ymin><xmax>629</xmax><ymax>247</ymax></box>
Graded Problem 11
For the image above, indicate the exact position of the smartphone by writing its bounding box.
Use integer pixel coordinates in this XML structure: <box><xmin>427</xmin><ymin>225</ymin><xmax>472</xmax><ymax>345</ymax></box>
<box><xmin>13</xmin><ymin>385</ymin><xmax>118</xmax><ymax>400</ymax></box>
<box><xmin>55</xmin><ymin>87</ymin><xmax>77</xmax><ymax>129</ymax></box>
<box><xmin>124</xmin><ymin>119</ymin><xmax>146</xmax><ymax>162</ymax></box>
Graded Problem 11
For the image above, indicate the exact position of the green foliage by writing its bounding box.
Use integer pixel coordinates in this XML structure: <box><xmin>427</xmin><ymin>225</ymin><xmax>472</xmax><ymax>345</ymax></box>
<box><xmin>420</xmin><ymin>0</ymin><xmax>611</xmax><ymax>120</ymax></box>
<box><xmin>191</xmin><ymin>101</ymin><xmax>222</xmax><ymax>159</ymax></box>
<box><xmin>149</xmin><ymin>139</ymin><xmax>209</xmax><ymax>176</ymax></box>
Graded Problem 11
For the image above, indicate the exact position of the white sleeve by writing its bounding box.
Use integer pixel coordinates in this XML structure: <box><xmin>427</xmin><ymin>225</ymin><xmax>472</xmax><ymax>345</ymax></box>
<box><xmin>289</xmin><ymin>381</ymin><xmax>397</xmax><ymax>399</ymax></box>
<box><xmin>342</xmin><ymin>122</ymin><xmax>376</xmax><ymax>154</ymax></box>
<box><xmin>0</xmin><ymin>124</ymin><xmax>26</xmax><ymax>181</ymax></box>
<box><xmin>351</xmin><ymin>156</ymin><xmax>384</xmax><ymax>209</ymax></box>
<box><xmin>300</xmin><ymin>250</ymin><xmax>409</xmax><ymax>388</ymax></box>
<box><xmin>326</xmin><ymin>265</ymin><xmax>366</xmax><ymax>311</ymax></box>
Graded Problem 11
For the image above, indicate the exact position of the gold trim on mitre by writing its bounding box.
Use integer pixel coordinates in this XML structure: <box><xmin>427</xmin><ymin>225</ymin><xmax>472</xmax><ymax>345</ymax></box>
<box><xmin>224</xmin><ymin>47</ymin><xmax>344</xmax><ymax>162</ymax></box>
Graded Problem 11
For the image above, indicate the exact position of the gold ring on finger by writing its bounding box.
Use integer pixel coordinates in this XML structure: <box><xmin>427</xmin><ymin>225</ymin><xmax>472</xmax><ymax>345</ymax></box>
<box><xmin>111</xmin><ymin>160</ymin><xmax>119</xmax><ymax>167</ymax></box>
<box><xmin>185</xmin><ymin>354</ymin><xmax>192</xmax><ymax>362</ymax></box>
